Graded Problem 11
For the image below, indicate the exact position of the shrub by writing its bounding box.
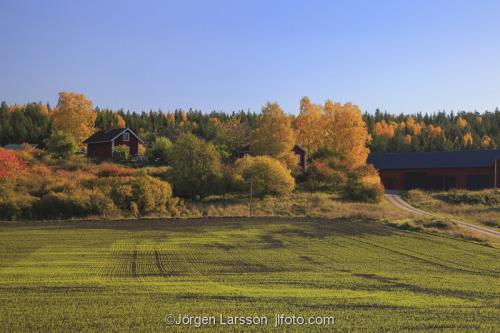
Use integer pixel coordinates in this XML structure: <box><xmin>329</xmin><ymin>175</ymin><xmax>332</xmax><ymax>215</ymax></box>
<box><xmin>34</xmin><ymin>188</ymin><xmax>115</xmax><ymax>218</ymax></box>
<box><xmin>0</xmin><ymin>192</ymin><xmax>37</xmax><ymax>220</ymax></box>
<box><xmin>435</xmin><ymin>190</ymin><xmax>500</xmax><ymax>206</ymax></box>
<box><xmin>0</xmin><ymin>147</ymin><xmax>28</xmax><ymax>180</ymax></box>
<box><xmin>103</xmin><ymin>175</ymin><xmax>173</xmax><ymax>214</ymax></box>
<box><xmin>168</xmin><ymin>133</ymin><xmax>222</xmax><ymax>199</ymax></box>
<box><xmin>306</xmin><ymin>159</ymin><xmax>348</xmax><ymax>191</ymax></box>
<box><xmin>234</xmin><ymin>156</ymin><xmax>295</xmax><ymax>197</ymax></box>
<box><xmin>45</xmin><ymin>131</ymin><xmax>77</xmax><ymax>159</ymax></box>
<box><xmin>93</xmin><ymin>162</ymin><xmax>135</xmax><ymax>177</ymax></box>
<box><xmin>113</xmin><ymin>145</ymin><xmax>130</xmax><ymax>162</ymax></box>
<box><xmin>148</xmin><ymin>137</ymin><xmax>172</xmax><ymax>164</ymax></box>
<box><xmin>54</xmin><ymin>154</ymin><xmax>90</xmax><ymax>171</ymax></box>
<box><xmin>342</xmin><ymin>179</ymin><xmax>384</xmax><ymax>203</ymax></box>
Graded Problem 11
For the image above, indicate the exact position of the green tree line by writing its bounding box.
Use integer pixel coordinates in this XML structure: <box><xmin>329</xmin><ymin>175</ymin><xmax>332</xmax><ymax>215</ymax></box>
<box><xmin>1</xmin><ymin>100</ymin><xmax>499</xmax><ymax>153</ymax></box>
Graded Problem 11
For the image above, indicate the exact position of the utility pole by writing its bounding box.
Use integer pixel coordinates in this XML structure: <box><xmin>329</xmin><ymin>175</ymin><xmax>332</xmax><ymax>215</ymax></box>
<box><xmin>249</xmin><ymin>176</ymin><xmax>253</xmax><ymax>216</ymax></box>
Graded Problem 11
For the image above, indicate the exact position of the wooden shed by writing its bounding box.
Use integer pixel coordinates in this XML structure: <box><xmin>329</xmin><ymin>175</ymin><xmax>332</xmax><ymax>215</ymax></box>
<box><xmin>83</xmin><ymin>128</ymin><xmax>143</xmax><ymax>159</ymax></box>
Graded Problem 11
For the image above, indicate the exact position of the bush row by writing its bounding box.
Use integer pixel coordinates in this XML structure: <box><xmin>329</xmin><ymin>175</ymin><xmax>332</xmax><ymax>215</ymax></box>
<box><xmin>0</xmin><ymin>175</ymin><xmax>173</xmax><ymax>220</ymax></box>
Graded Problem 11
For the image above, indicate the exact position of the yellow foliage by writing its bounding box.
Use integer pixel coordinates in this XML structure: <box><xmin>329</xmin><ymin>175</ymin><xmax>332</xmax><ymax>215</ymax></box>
<box><xmin>250</xmin><ymin>102</ymin><xmax>295</xmax><ymax>161</ymax></box>
<box><xmin>463</xmin><ymin>132</ymin><xmax>473</xmax><ymax>146</ymax></box>
<box><xmin>475</xmin><ymin>115</ymin><xmax>482</xmax><ymax>124</ymax></box>
<box><xmin>426</xmin><ymin>124</ymin><xmax>442</xmax><ymax>137</ymax></box>
<box><xmin>405</xmin><ymin>116</ymin><xmax>423</xmax><ymax>135</ymax></box>
<box><xmin>481</xmin><ymin>135</ymin><xmax>495</xmax><ymax>148</ymax></box>
<box><xmin>323</xmin><ymin>100</ymin><xmax>371</xmax><ymax>167</ymax></box>
<box><xmin>373</xmin><ymin>120</ymin><xmax>395</xmax><ymax>138</ymax></box>
<box><xmin>456</xmin><ymin>117</ymin><xmax>468</xmax><ymax>129</ymax></box>
<box><xmin>180</xmin><ymin>111</ymin><xmax>188</xmax><ymax>123</ymax></box>
<box><xmin>235</xmin><ymin>155</ymin><xmax>295</xmax><ymax>196</ymax></box>
<box><xmin>294</xmin><ymin>97</ymin><xmax>324</xmax><ymax>153</ymax></box>
<box><xmin>51</xmin><ymin>92</ymin><xmax>96</xmax><ymax>144</ymax></box>
<box><xmin>115</xmin><ymin>115</ymin><xmax>126</xmax><ymax>128</ymax></box>
<box><xmin>165</xmin><ymin>113</ymin><xmax>175</xmax><ymax>125</ymax></box>
<box><xmin>213</xmin><ymin>117</ymin><xmax>248</xmax><ymax>151</ymax></box>
<box><xmin>403</xmin><ymin>134</ymin><xmax>412</xmax><ymax>145</ymax></box>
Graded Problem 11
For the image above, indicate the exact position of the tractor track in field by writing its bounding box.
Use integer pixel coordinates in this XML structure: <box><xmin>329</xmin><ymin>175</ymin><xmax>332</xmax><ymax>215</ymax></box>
<box><xmin>131</xmin><ymin>250</ymin><xmax>137</xmax><ymax>277</ymax></box>
<box><xmin>385</xmin><ymin>191</ymin><xmax>500</xmax><ymax>239</ymax></box>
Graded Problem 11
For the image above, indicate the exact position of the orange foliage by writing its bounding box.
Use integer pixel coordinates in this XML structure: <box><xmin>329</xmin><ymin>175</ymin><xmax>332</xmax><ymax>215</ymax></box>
<box><xmin>373</xmin><ymin>120</ymin><xmax>395</xmax><ymax>138</ymax></box>
<box><xmin>323</xmin><ymin>100</ymin><xmax>371</xmax><ymax>167</ymax></box>
<box><xmin>456</xmin><ymin>117</ymin><xmax>468</xmax><ymax>129</ymax></box>
<box><xmin>463</xmin><ymin>132</ymin><xmax>473</xmax><ymax>146</ymax></box>
<box><xmin>405</xmin><ymin>116</ymin><xmax>423</xmax><ymax>135</ymax></box>
<box><xmin>0</xmin><ymin>148</ymin><xmax>28</xmax><ymax>179</ymax></box>
<box><xmin>426</xmin><ymin>124</ymin><xmax>443</xmax><ymax>137</ymax></box>
<box><xmin>116</xmin><ymin>115</ymin><xmax>126</xmax><ymax>128</ymax></box>
<box><xmin>51</xmin><ymin>92</ymin><xmax>96</xmax><ymax>144</ymax></box>
<box><xmin>481</xmin><ymin>135</ymin><xmax>495</xmax><ymax>148</ymax></box>
<box><xmin>294</xmin><ymin>97</ymin><xmax>324</xmax><ymax>153</ymax></box>
<box><xmin>403</xmin><ymin>134</ymin><xmax>412</xmax><ymax>145</ymax></box>
<box><xmin>92</xmin><ymin>162</ymin><xmax>135</xmax><ymax>177</ymax></box>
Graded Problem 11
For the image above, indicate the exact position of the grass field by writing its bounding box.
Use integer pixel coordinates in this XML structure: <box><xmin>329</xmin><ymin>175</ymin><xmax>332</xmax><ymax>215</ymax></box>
<box><xmin>404</xmin><ymin>190</ymin><xmax>500</xmax><ymax>230</ymax></box>
<box><xmin>0</xmin><ymin>218</ymin><xmax>499</xmax><ymax>332</ymax></box>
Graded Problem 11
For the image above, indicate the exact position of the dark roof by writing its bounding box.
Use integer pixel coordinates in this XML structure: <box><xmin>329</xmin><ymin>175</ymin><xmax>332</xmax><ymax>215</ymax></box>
<box><xmin>83</xmin><ymin>128</ymin><xmax>144</xmax><ymax>144</ymax></box>
<box><xmin>293</xmin><ymin>144</ymin><xmax>307</xmax><ymax>153</ymax></box>
<box><xmin>238</xmin><ymin>144</ymin><xmax>306</xmax><ymax>154</ymax></box>
<box><xmin>368</xmin><ymin>149</ymin><xmax>500</xmax><ymax>170</ymax></box>
<box><xmin>4</xmin><ymin>143</ymin><xmax>39</xmax><ymax>150</ymax></box>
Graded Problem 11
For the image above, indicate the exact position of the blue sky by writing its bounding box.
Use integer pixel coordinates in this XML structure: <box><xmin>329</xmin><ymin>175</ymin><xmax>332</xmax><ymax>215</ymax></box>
<box><xmin>0</xmin><ymin>0</ymin><xmax>499</xmax><ymax>114</ymax></box>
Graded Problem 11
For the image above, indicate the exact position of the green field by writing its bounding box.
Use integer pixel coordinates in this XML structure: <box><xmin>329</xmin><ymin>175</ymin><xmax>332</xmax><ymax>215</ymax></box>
<box><xmin>0</xmin><ymin>218</ymin><xmax>499</xmax><ymax>332</ymax></box>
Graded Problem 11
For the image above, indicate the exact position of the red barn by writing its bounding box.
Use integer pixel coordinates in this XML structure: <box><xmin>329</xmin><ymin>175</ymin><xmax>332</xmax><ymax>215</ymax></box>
<box><xmin>83</xmin><ymin>128</ymin><xmax>144</xmax><ymax>159</ymax></box>
<box><xmin>368</xmin><ymin>150</ymin><xmax>500</xmax><ymax>191</ymax></box>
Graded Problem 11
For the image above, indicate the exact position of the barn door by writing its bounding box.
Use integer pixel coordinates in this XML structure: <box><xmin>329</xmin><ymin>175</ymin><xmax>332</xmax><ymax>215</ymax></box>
<box><xmin>404</xmin><ymin>172</ymin><xmax>427</xmax><ymax>190</ymax></box>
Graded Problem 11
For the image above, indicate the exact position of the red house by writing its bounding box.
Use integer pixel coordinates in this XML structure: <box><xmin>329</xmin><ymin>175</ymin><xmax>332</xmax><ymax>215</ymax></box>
<box><xmin>83</xmin><ymin>128</ymin><xmax>144</xmax><ymax>159</ymax></box>
<box><xmin>368</xmin><ymin>149</ymin><xmax>500</xmax><ymax>191</ymax></box>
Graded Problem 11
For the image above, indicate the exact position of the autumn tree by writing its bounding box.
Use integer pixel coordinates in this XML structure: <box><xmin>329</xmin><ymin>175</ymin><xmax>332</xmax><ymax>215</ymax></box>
<box><xmin>323</xmin><ymin>101</ymin><xmax>371</xmax><ymax>167</ymax></box>
<box><xmin>294</xmin><ymin>97</ymin><xmax>324</xmax><ymax>153</ymax></box>
<box><xmin>148</xmin><ymin>137</ymin><xmax>172</xmax><ymax>164</ymax></box>
<box><xmin>51</xmin><ymin>92</ymin><xmax>96</xmax><ymax>144</ymax></box>
<box><xmin>481</xmin><ymin>135</ymin><xmax>496</xmax><ymax>148</ymax></box>
<box><xmin>212</xmin><ymin>116</ymin><xmax>249</xmax><ymax>157</ymax></box>
<box><xmin>463</xmin><ymin>132</ymin><xmax>473</xmax><ymax>146</ymax></box>
<box><xmin>45</xmin><ymin>131</ymin><xmax>77</xmax><ymax>159</ymax></box>
<box><xmin>234</xmin><ymin>156</ymin><xmax>295</xmax><ymax>197</ymax></box>
<box><xmin>116</xmin><ymin>114</ymin><xmax>126</xmax><ymax>128</ymax></box>
<box><xmin>456</xmin><ymin>116</ymin><xmax>468</xmax><ymax>129</ymax></box>
<box><xmin>249</xmin><ymin>102</ymin><xmax>295</xmax><ymax>161</ymax></box>
<box><xmin>168</xmin><ymin>133</ymin><xmax>222</xmax><ymax>199</ymax></box>
<box><xmin>373</xmin><ymin>120</ymin><xmax>395</xmax><ymax>138</ymax></box>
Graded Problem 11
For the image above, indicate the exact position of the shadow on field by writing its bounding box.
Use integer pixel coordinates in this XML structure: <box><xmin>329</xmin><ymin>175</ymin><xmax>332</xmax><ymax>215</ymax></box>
<box><xmin>0</xmin><ymin>217</ymin><xmax>393</xmax><ymax>237</ymax></box>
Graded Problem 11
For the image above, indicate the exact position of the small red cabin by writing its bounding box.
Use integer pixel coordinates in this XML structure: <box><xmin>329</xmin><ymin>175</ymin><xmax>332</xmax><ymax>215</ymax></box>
<box><xmin>83</xmin><ymin>128</ymin><xmax>144</xmax><ymax>159</ymax></box>
<box><xmin>368</xmin><ymin>150</ymin><xmax>500</xmax><ymax>191</ymax></box>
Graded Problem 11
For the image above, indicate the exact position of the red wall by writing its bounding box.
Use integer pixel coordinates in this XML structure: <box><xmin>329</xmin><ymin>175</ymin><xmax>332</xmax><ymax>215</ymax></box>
<box><xmin>86</xmin><ymin>130</ymin><xmax>140</xmax><ymax>159</ymax></box>
<box><xmin>378</xmin><ymin>165</ymin><xmax>499</xmax><ymax>190</ymax></box>
<box><xmin>114</xmin><ymin>132</ymin><xmax>139</xmax><ymax>155</ymax></box>
<box><xmin>87</xmin><ymin>142</ymin><xmax>113</xmax><ymax>158</ymax></box>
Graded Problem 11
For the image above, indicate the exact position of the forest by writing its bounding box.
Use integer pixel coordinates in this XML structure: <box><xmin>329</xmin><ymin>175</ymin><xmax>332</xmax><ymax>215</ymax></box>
<box><xmin>1</xmin><ymin>98</ymin><xmax>499</xmax><ymax>154</ymax></box>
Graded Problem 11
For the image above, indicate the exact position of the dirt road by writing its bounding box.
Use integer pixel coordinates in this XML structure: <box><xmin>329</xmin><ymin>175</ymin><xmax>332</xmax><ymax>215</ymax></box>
<box><xmin>385</xmin><ymin>191</ymin><xmax>500</xmax><ymax>239</ymax></box>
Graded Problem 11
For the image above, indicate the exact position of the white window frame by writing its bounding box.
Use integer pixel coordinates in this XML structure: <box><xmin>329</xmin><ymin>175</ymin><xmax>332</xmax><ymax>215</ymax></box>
<box><xmin>123</xmin><ymin>132</ymin><xmax>130</xmax><ymax>142</ymax></box>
